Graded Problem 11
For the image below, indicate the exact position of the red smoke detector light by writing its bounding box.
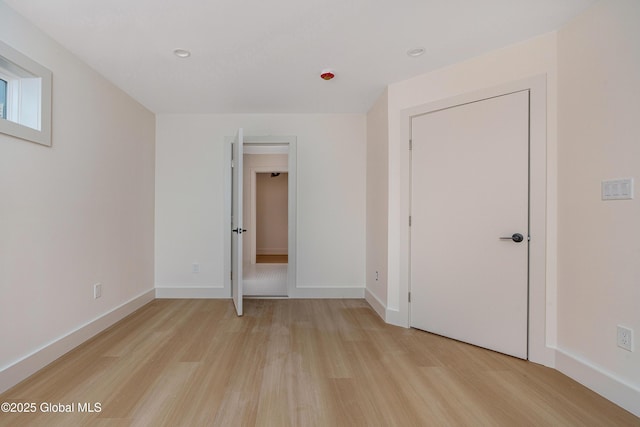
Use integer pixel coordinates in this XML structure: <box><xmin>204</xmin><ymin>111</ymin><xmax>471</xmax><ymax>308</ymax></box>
<box><xmin>320</xmin><ymin>69</ymin><xmax>335</xmax><ymax>80</ymax></box>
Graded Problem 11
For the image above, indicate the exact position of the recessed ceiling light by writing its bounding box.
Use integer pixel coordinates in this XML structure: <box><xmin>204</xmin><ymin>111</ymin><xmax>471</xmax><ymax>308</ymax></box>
<box><xmin>407</xmin><ymin>47</ymin><xmax>425</xmax><ymax>58</ymax></box>
<box><xmin>173</xmin><ymin>49</ymin><xmax>191</xmax><ymax>58</ymax></box>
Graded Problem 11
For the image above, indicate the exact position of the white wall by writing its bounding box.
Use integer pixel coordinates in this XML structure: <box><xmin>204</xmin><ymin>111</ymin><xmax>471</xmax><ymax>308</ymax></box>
<box><xmin>557</xmin><ymin>0</ymin><xmax>640</xmax><ymax>415</ymax></box>
<box><xmin>368</xmin><ymin>2</ymin><xmax>640</xmax><ymax>415</ymax></box>
<box><xmin>155</xmin><ymin>114</ymin><xmax>366</xmax><ymax>297</ymax></box>
<box><xmin>0</xmin><ymin>1</ymin><xmax>155</xmax><ymax>392</ymax></box>
<box><xmin>365</xmin><ymin>88</ymin><xmax>389</xmax><ymax>318</ymax></box>
<box><xmin>385</xmin><ymin>33</ymin><xmax>558</xmax><ymax>340</ymax></box>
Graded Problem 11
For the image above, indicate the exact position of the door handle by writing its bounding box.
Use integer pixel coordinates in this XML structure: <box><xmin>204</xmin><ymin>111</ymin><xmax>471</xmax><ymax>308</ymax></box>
<box><xmin>500</xmin><ymin>233</ymin><xmax>524</xmax><ymax>243</ymax></box>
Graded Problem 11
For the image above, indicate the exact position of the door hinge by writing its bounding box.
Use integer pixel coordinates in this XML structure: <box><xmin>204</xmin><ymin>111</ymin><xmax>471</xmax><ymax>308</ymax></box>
<box><xmin>230</xmin><ymin>271</ymin><xmax>233</xmax><ymax>280</ymax></box>
<box><xmin>409</xmin><ymin>216</ymin><xmax>412</xmax><ymax>226</ymax></box>
<box><xmin>409</xmin><ymin>139</ymin><xmax>413</xmax><ymax>150</ymax></box>
<box><xmin>408</xmin><ymin>292</ymin><xmax>411</xmax><ymax>303</ymax></box>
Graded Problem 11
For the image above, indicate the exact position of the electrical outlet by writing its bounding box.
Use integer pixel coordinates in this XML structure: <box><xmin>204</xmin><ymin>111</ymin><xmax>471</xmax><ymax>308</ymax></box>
<box><xmin>93</xmin><ymin>283</ymin><xmax>102</xmax><ymax>299</ymax></box>
<box><xmin>192</xmin><ymin>263</ymin><xmax>199</xmax><ymax>273</ymax></box>
<box><xmin>617</xmin><ymin>325</ymin><xmax>633</xmax><ymax>351</ymax></box>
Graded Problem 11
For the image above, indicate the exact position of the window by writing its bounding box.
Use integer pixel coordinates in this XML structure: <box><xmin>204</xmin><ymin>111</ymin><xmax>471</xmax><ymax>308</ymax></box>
<box><xmin>0</xmin><ymin>41</ymin><xmax>52</xmax><ymax>146</ymax></box>
<box><xmin>0</xmin><ymin>78</ymin><xmax>6</xmax><ymax>119</ymax></box>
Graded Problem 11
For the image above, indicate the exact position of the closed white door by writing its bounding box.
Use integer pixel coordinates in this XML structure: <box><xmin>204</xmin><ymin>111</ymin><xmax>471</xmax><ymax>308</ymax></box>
<box><xmin>231</xmin><ymin>128</ymin><xmax>244</xmax><ymax>316</ymax></box>
<box><xmin>410</xmin><ymin>91</ymin><xmax>530</xmax><ymax>359</ymax></box>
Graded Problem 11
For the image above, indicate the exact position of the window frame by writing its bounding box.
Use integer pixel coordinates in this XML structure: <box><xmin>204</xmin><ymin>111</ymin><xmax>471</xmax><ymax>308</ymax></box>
<box><xmin>0</xmin><ymin>40</ymin><xmax>52</xmax><ymax>147</ymax></box>
<box><xmin>0</xmin><ymin>78</ymin><xmax>7</xmax><ymax>119</ymax></box>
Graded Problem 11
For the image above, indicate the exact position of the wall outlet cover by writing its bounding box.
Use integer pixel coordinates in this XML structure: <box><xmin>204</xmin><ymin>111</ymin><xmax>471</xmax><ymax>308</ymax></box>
<box><xmin>617</xmin><ymin>325</ymin><xmax>633</xmax><ymax>352</ymax></box>
<box><xmin>93</xmin><ymin>283</ymin><xmax>102</xmax><ymax>299</ymax></box>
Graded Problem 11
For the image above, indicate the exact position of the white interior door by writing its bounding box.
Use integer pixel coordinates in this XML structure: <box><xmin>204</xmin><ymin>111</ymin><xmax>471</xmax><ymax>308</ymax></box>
<box><xmin>410</xmin><ymin>91</ymin><xmax>530</xmax><ymax>359</ymax></box>
<box><xmin>231</xmin><ymin>128</ymin><xmax>244</xmax><ymax>316</ymax></box>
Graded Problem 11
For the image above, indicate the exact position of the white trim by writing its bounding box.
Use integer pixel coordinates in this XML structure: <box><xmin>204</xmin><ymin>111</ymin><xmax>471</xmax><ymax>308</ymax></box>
<box><xmin>289</xmin><ymin>286</ymin><xmax>365</xmax><ymax>299</ymax></box>
<box><xmin>400</xmin><ymin>75</ymin><xmax>554</xmax><ymax>367</ymax></box>
<box><xmin>243</xmin><ymin>136</ymin><xmax>293</xmax><ymax>144</ymax></box>
<box><xmin>0</xmin><ymin>40</ymin><xmax>51</xmax><ymax>146</ymax></box>
<box><xmin>223</xmin><ymin>142</ymin><xmax>232</xmax><ymax>298</ymax></box>
<box><xmin>0</xmin><ymin>289</ymin><xmax>154</xmax><ymax>394</ymax></box>
<box><xmin>224</xmin><ymin>135</ymin><xmax>297</xmax><ymax>298</ymax></box>
<box><xmin>287</xmin><ymin>142</ymin><xmax>298</xmax><ymax>297</ymax></box>
<box><xmin>385</xmin><ymin>308</ymin><xmax>404</xmax><ymax>327</ymax></box>
<box><xmin>156</xmin><ymin>286</ymin><xmax>363</xmax><ymax>299</ymax></box>
<box><xmin>155</xmin><ymin>286</ymin><xmax>229</xmax><ymax>299</ymax></box>
<box><xmin>365</xmin><ymin>288</ymin><xmax>386</xmax><ymax>320</ymax></box>
<box><xmin>556</xmin><ymin>348</ymin><xmax>640</xmax><ymax>417</ymax></box>
<box><xmin>244</xmin><ymin>144</ymin><xmax>288</xmax><ymax>155</ymax></box>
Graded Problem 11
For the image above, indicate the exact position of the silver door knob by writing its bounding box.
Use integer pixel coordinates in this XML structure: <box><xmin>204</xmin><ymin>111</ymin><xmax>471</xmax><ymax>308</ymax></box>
<box><xmin>500</xmin><ymin>233</ymin><xmax>524</xmax><ymax>243</ymax></box>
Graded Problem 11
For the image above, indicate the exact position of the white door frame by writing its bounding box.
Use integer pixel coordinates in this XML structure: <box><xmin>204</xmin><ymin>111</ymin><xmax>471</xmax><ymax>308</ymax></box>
<box><xmin>399</xmin><ymin>75</ymin><xmax>553</xmax><ymax>365</ymax></box>
<box><xmin>224</xmin><ymin>135</ymin><xmax>297</xmax><ymax>298</ymax></box>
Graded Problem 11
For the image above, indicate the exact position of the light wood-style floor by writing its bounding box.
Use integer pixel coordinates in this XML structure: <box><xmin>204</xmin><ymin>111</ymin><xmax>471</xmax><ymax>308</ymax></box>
<box><xmin>256</xmin><ymin>254</ymin><xmax>288</xmax><ymax>264</ymax></box>
<box><xmin>1</xmin><ymin>299</ymin><xmax>638</xmax><ymax>426</ymax></box>
<box><xmin>244</xmin><ymin>264</ymin><xmax>287</xmax><ymax>297</ymax></box>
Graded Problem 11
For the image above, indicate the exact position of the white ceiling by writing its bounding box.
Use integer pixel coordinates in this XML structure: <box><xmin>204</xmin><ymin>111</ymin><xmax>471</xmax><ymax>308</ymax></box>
<box><xmin>5</xmin><ymin>0</ymin><xmax>597</xmax><ymax>114</ymax></box>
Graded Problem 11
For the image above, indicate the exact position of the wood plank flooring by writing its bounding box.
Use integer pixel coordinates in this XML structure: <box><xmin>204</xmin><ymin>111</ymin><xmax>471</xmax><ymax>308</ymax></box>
<box><xmin>1</xmin><ymin>299</ymin><xmax>638</xmax><ymax>426</ymax></box>
<box><xmin>256</xmin><ymin>255</ymin><xmax>288</xmax><ymax>264</ymax></box>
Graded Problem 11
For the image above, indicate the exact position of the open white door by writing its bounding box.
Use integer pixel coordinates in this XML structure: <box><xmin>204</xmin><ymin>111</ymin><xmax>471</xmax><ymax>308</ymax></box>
<box><xmin>231</xmin><ymin>128</ymin><xmax>244</xmax><ymax>316</ymax></box>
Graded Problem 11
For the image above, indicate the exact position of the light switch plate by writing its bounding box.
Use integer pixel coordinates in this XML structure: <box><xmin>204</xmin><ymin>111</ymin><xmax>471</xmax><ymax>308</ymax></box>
<box><xmin>602</xmin><ymin>178</ymin><xmax>634</xmax><ymax>200</ymax></box>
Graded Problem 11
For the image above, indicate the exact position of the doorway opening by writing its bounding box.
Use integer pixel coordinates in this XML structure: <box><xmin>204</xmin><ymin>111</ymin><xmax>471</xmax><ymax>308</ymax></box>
<box><xmin>243</xmin><ymin>147</ymin><xmax>289</xmax><ymax>297</ymax></box>
<box><xmin>255</xmin><ymin>172</ymin><xmax>288</xmax><ymax>264</ymax></box>
<box><xmin>398</xmin><ymin>75</ymin><xmax>551</xmax><ymax>365</ymax></box>
<box><xmin>226</xmin><ymin>133</ymin><xmax>297</xmax><ymax>313</ymax></box>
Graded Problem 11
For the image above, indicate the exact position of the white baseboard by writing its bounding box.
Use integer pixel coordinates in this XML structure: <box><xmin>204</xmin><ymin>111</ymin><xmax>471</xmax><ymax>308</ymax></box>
<box><xmin>256</xmin><ymin>248</ymin><xmax>288</xmax><ymax>255</ymax></box>
<box><xmin>0</xmin><ymin>289</ymin><xmax>155</xmax><ymax>394</ymax></box>
<box><xmin>555</xmin><ymin>347</ymin><xmax>640</xmax><ymax>417</ymax></box>
<box><xmin>156</xmin><ymin>285</ymin><xmax>364</xmax><ymax>300</ymax></box>
<box><xmin>365</xmin><ymin>288</ymin><xmax>386</xmax><ymax>320</ymax></box>
<box><xmin>155</xmin><ymin>286</ymin><xmax>229</xmax><ymax>299</ymax></box>
<box><xmin>289</xmin><ymin>286</ymin><xmax>365</xmax><ymax>299</ymax></box>
<box><xmin>385</xmin><ymin>307</ymin><xmax>409</xmax><ymax>328</ymax></box>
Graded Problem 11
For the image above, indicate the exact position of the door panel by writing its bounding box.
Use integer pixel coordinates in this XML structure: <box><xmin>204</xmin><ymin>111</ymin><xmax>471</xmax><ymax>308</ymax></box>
<box><xmin>231</xmin><ymin>128</ymin><xmax>244</xmax><ymax>316</ymax></box>
<box><xmin>410</xmin><ymin>91</ymin><xmax>529</xmax><ymax>359</ymax></box>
